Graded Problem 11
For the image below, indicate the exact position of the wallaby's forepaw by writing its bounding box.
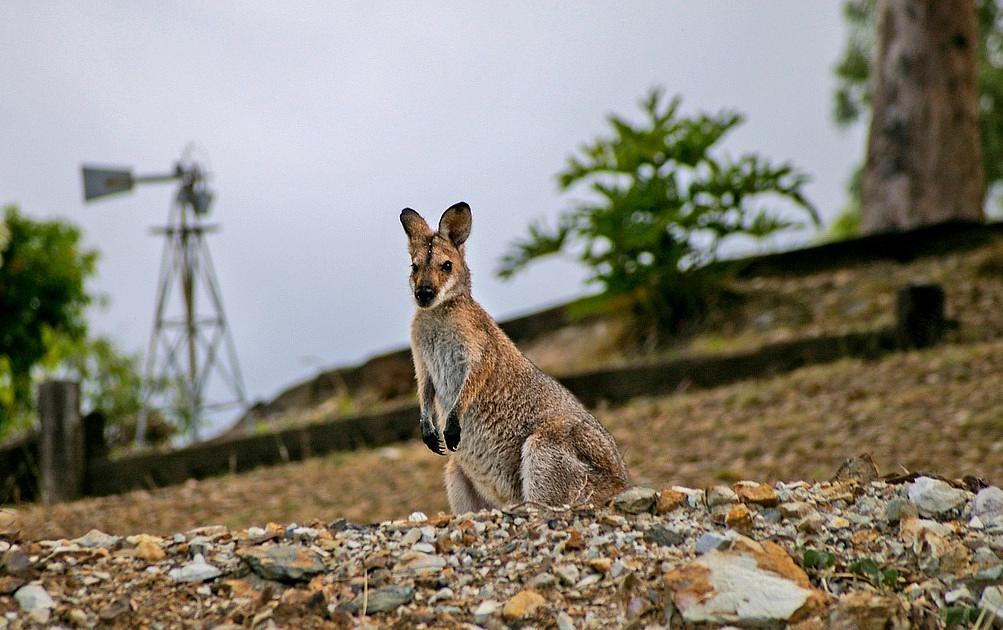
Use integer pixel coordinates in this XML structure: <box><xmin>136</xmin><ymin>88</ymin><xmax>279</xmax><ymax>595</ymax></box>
<box><xmin>420</xmin><ymin>417</ymin><xmax>445</xmax><ymax>455</ymax></box>
<box><xmin>444</xmin><ymin>414</ymin><xmax>461</xmax><ymax>451</ymax></box>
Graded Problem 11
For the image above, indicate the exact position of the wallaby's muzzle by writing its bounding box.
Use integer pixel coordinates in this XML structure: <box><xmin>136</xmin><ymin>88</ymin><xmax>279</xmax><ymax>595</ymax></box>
<box><xmin>415</xmin><ymin>284</ymin><xmax>436</xmax><ymax>307</ymax></box>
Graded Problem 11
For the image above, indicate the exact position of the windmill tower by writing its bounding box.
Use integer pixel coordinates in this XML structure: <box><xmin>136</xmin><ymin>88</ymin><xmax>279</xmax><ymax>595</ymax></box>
<box><xmin>82</xmin><ymin>152</ymin><xmax>246</xmax><ymax>442</ymax></box>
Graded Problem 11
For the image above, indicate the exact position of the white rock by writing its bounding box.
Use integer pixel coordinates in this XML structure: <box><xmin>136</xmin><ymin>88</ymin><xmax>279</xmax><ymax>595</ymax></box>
<box><xmin>980</xmin><ymin>585</ymin><xmax>1003</xmax><ymax>617</ymax></box>
<box><xmin>556</xmin><ymin>610</ymin><xmax>575</xmax><ymax>630</ymax></box>
<box><xmin>401</xmin><ymin>528</ymin><xmax>422</xmax><ymax>546</ymax></box>
<box><xmin>408</xmin><ymin>511</ymin><xmax>428</xmax><ymax>522</ymax></box>
<box><xmin>168</xmin><ymin>553</ymin><xmax>222</xmax><ymax>583</ymax></box>
<box><xmin>554</xmin><ymin>563</ymin><xmax>580</xmax><ymax>585</ymax></box>
<box><xmin>907</xmin><ymin>477</ymin><xmax>968</xmax><ymax>516</ymax></box>
<box><xmin>14</xmin><ymin>584</ymin><xmax>55</xmax><ymax>624</ymax></box>
<box><xmin>666</xmin><ymin>540</ymin><xmax>820</xmax><ymax>626</ymax></box>
<box><xmin>72</xmin><ymin>529</ymin><xmax>121</xmax><ymax>549</ymax></box>
<box><xmin>974</xmin><ymin>486</ymin><xmax>1003</xmax><ymax>522</ymax></box>
<box><xmin>472</xmin><ymin>599</ymin><xmax>502</xmax><ymax>617</ymax></box>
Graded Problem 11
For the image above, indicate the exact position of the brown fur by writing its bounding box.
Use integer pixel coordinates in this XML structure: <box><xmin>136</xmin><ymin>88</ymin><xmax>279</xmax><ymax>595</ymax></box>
<box><xmin>400</xmin><ymin>203</ymin><xmax>629</xmax><ymax>512</ymax></box>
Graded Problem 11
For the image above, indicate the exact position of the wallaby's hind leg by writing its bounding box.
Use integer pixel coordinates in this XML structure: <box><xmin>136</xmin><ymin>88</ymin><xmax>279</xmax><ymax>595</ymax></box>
<box><xmin>445</xmin><ymin>458</ymin><xmax>493</xmax><ymax>514</ymax></box>
<box><xmin>520</xmin><ymin>426</ymin><xmax>591</xmax><ymax>507</ymax></box>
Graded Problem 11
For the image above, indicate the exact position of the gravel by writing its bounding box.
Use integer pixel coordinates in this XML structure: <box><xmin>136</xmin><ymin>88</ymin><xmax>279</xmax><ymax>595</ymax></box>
<box><xmin>2</xmin><ymin>477</ymin><xmax>1002</xmax><ymax>627</ymax></box>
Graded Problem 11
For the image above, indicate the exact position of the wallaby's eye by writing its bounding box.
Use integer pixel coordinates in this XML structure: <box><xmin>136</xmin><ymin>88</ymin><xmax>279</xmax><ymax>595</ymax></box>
<box><xmin>410</xmin><ymin>263</ymin><xmax>418</xmax><ymax>273</ymax></box>
<box><xmin>441</xmin><ymin>260</ymin><xmax>453</xmax><ymax>273</ymax></box>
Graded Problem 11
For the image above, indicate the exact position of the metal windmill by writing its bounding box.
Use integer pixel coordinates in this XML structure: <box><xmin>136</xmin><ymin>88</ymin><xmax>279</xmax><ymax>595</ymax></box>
<box><xmin>81</xmin><ymin>153</ymin><xmax>247</xmax><ymax>442</ymax></box>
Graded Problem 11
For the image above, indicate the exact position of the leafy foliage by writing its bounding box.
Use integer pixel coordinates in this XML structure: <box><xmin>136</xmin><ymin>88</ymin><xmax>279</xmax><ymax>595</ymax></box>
<box><xmin>0</xmin><ymin>206</ymin><xmax>97</xmax><ymax>432</ymax></box>
<box><xmin>498</xmin><ymin>88</ymin><xmax>818</xmax><ymax>336</ymax></box>
<box><xmin>848</xmin><ymin>557</ymin><xmax>899</xmax><ymax>590</ymax></box>
<box><xmin>834</xmin><ymin>0</ymin><xmax>1003</xmax><ymax>214</ymax></box>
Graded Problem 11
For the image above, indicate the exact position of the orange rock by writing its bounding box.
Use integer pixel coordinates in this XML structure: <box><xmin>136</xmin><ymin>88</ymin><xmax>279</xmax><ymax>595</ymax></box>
<box><xmin>656</xmin><ymin>489</ymin><xmax>687</xmax><ymax>514</ymax></box>
<box><xmin>134</xmin><ymin>541</ymin><xmax>165</xmax><ymax>562</ymax></box>
<box><xmin>502</xmin><ymin>589</ymin><xmax>545</xmax><ymax>620</ymax></box>
<box><xmin>734</xmin><ymin>482</ymin><xmax>779</xmax><ymax>507</ymax></box>
<box><xmin>725</xmin><ymin>504</ymin><xmax>754</xmax><ymax>531</ymax></box>
<box><xmin>564</xmin><ymin>530</ymin><xmax>586</xmax><ymax>551</ymax></box>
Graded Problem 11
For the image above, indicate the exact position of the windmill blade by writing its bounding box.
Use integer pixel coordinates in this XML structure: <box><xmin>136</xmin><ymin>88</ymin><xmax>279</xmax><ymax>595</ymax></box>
<box><xmin>81</xmin><ymin>166</ymin><xmax>134</xmax><ymax>201</ymax></box>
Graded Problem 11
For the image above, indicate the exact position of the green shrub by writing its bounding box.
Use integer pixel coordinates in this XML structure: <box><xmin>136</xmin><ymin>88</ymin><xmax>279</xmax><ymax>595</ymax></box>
<box><xmin>497</xmin><ymin>88</ymin><xmax>818</xmax><ymax>339</ymax></box>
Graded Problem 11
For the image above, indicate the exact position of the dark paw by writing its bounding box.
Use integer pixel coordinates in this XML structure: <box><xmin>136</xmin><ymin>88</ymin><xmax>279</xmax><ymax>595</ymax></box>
<box><xmin>421</xmin><ymin>421</ymin><xmax>445</xmax><ymax>456</ymax></box>
<box><xmin>444</xmin><ymin>416</ymin><xmax>461</xmax><ymax>451</ymax></box>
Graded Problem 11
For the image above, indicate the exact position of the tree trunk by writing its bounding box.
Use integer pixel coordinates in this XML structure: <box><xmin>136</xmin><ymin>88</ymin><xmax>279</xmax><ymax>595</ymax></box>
<box><xmin>861</xmin><ymin>0</ymin><xmax>985</xmax><ymax>233</ymax></box>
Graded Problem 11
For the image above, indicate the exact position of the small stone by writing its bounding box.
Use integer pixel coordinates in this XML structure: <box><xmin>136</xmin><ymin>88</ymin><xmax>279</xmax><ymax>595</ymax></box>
<box><xmin>14</xmin><ymin>583</ymin><xmax>55</xmax><ymax>623</ymax></box>
<box><xmin>974</xmin><ymin>486</ymin><xmax>1003</xmax><ymax>522</ymax></box>
<box><xmin>2</xmin><ymin>550</ymin><xmax>33</xmax><ymax>579</ymax></box>
<box><xmin>707</xmin><ymin>485</ymin><xmax>739</xmax><ymax>507</ymax></box>
<box><xmin>734</xmin><ymin>482</ymin><xmax>778</xmax><ymax>507</ymax></box>
<box><xmin>779</xmin><ymin>502</ymin><xmax>813</xmax><ymax>519</ymax></box>
<box><xmin>695</xmin><ymin>532</ymin><xmax>731</xmax><ymax>554</ymax></box>
<box><xmin>828</xmin><ymin>592</ymin><xmax>907</xmax><ymax>628</ymax></box>
<box><xmin>725</xmin><ymin>504</ymin><xmax>754</xmax><ymax>531</ymax></box>
<box><xmin>575</xmin><ymin>573</ymin><xmax>601</xmax><ymax>589</ymax></box>
<box><xmin>401</xmin><ymin>528</ymin><xmax>422</xmax><ymax>546</ymax></box>
<box><xmin>883</xmin><ymin>497</ymin><xmax>918</xmax><ymax>523</ymax></box>
<box><xmin>945</xmin><ymin>586</ymin><xmax>974</xmax><ymax>604</ymax></box>
<box><xmin>529</xmin><ymin>572</ymin><xmax>557</xmax><ymax>589</ymax></box>
<box><xmin>408</xmin><ymin>511</ymin><xmax>428</xmax><ymax>522</ymax></box>
<box><xmin>502</xmin><ymin>589</ymin><xmax>545</xmax><ymax>620</ymax></box>
<box><xmin>554</xmin><ymin>563</ymin><xmax>580</xmax><ymax>585</ymax></box>
<box><xmin>672</xmin><ymin>486</ymin><xmax>706</xmax><ymax>508</ymax></box>
<box><xmin>656</xmin><ymin>488</ymin><xmax>687</xmax><ymax>513</ymax></box>
<box><xmin>907</xmin><ymin>476</ymin><xmax>968</xmax><ymax>517</ymax></box>
<box><xmin>556</xmin><ymin>610</ymin><xmax>575</xmax><ymax>630</ymax></box>
<box><xmin>613</xmin><ymin>487</ymin><xmax>658</xmax><ymax>514</ymax></box>
<box><xmin>979</xmin><ymin>586</ymin><xmax>1003</xmax><ymax>618</ymax></box>
<box><xmin>169</xmin><ymin>554</ymin><xmax>221</xmax><ymax>583</ymax></box>
<box><xmin>473</xmin><ymin>599</ymin><xmax>502</xmax><ymax>617</ymax></box>
<box><xmin>609</xmin><ymin>560</ymin><xmax>627</xmax><ymax>578</ymax></box>
<box><xmin>588</xmin><ymin>558</ymin><xmax>612</xmax><ymax>573</ymax></box>
<box><xmin>352</xmin><ymin>586</ymin><xmax>414</xmax><ymax>614</ymax></box>
<box><xmin>239</xmin><ymin>544</ymin><xmax>325</xmax><ymax>582</ymax></box>
<box><xmin>67</xmin><ymin>608</ymin><xmax>88</xmax><ymax>626</ymax></box>
<box><xmin>429</xmin><ymin>587</ymin><xmax>453</xmax><ymax>603</ymax></box>
<box><xmin>73</xmin><ymin>529</ymin><xmax>121</xmax><ymax>549</ymax></box>
<box><xmin>761</xmin><ymin>508</ymin><xmax>782</xmax><ymax>524</ymax></box>
<box><xmin>135</xmin><ymin>541</ymin><xmax>165</xmax><ymax>562</ymax></box>
<box><xmin>797</xmin><ymin>513</ymin><xmax>825</xmax><ymax>534</ymax></box>
<box><xmin>397</xmin><ymin>551</ymin><xmax>446</xmax><ymax>573</ymax></box>
<box><xmin>828</xmin><ymin>516</ymin><xmax>851</xmax><ymax>530</ymax></box>
<box><xmin>411</xmin><ymin>542</ymin><xmax>436</xmax><ymax>554</ymax></box>
<box><xmin>644</xmin><ymin>525</ymin><xmax>685</xmax><ymax>547</ymax></box>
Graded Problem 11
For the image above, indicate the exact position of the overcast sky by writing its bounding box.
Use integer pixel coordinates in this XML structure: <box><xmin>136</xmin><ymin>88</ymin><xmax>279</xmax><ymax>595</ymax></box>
<box><xmin>1</xmin><ymin>2</ymin><xmax>865</xmax><ymax>424</ymax></box>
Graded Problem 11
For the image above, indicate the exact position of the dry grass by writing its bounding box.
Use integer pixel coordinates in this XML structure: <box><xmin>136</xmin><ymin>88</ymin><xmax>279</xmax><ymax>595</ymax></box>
<box><xmin>15</xmin><ymin>337</ymin><xmax>1003</xmax><ymax>540</ymax></box>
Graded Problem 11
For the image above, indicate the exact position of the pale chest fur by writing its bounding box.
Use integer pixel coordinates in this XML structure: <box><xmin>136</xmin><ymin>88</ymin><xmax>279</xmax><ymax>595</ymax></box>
<box><xmin>411</xmin><ymin>310</ymin><xmax>524</xmax><ymax>506</ymax></box>
<box><xmin>411</xmin><ymin>314</ymin><xmax>475</xmax><ymax>408</ymax></box>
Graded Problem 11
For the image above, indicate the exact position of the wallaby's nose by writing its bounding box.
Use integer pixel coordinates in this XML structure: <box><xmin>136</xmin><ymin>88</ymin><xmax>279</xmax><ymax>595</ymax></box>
<box><xmin>415</xmin><ymin>285</ymin><xmax>436</xmax><ymax>306</ymax></box>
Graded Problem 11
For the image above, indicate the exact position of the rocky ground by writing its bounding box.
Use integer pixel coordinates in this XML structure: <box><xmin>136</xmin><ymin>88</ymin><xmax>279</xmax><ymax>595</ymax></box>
<box><xmin>2</xmin><ymin>469</ymin><xmax>1003</xmax><ymax>628</ymax></box>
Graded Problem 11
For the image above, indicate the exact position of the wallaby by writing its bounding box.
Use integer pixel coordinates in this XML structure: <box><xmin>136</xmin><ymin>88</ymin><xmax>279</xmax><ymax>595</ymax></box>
<box><xmin>400</xmin><ymin>202</ymin><xmax>629</xmax><ymax>513</ymax></box>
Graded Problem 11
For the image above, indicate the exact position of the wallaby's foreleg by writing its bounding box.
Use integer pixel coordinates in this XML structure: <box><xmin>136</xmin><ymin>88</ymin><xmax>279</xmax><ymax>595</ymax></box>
<box><xmin>439</xmin><ymin>363</ymin><xmax>473</xmax><ymax>452</ymax></box>
<box><xmin>414</xmin><ymin>359</ymin><xmax>444</xmax><ymax>455</ymax></box>
<box><xmin>520</xmin><ymin>423</ymin><xmax>591</xmax><ymax>507</ymax></box>
<box><xmin>445</xmin><ymin>458</ymin><xmax>494</xmax><ymax>513</ymax></box>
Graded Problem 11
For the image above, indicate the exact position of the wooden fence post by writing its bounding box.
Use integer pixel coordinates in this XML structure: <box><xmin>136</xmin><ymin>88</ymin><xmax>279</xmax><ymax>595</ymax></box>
<box><xmin>38</xmin><ymin>380</ymin><xmax>83</xmax><ymax>505</ymax></box>
<box><xmin>896</xmin><ymin>283</ymin><xmax>947</xmax><ymax>349</ymax></box>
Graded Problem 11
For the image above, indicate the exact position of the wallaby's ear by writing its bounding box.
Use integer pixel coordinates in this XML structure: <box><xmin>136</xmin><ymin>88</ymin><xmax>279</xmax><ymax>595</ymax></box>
<box><xmin>438</xmin><ymin>202</ymin><xmax>471</xmax><ymax>247</ymax></box>
<box><xmin>400</xmin><ymin>208</ymin><xmax>432</xmax><ymax>240</ymax></box>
